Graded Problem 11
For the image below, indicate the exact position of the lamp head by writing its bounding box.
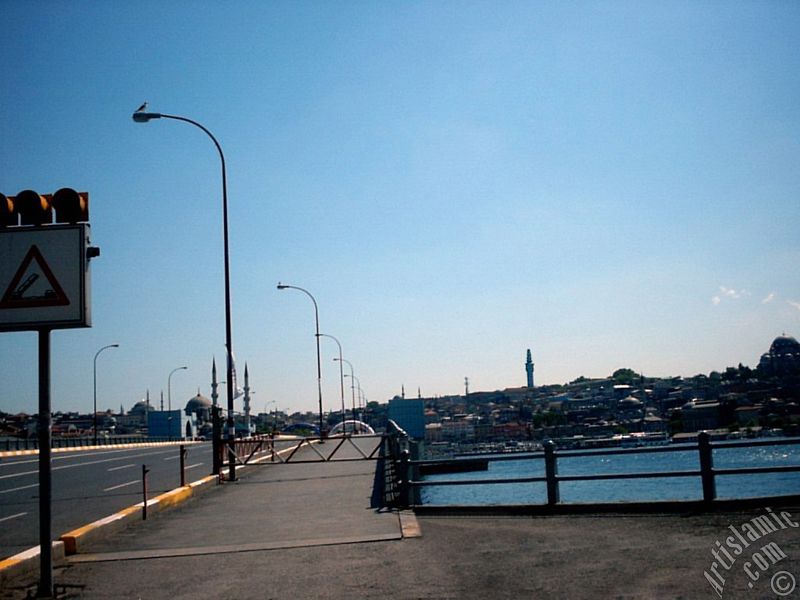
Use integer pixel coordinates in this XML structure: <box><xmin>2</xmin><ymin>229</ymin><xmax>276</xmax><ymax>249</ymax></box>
<box><xmin>132</xmin><ymin>112</ymin><xmax>162</xmax><ymax>123</ymax></box>
<box><xmin>277</xmin><ymin>282</ymin><xmax>289</xmax><ymax>290</ymax></box>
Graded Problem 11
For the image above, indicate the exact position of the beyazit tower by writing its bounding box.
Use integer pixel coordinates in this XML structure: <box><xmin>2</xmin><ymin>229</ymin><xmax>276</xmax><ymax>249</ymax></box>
<box><xmin>525</xmin><ymin>349</ymin><xmax>535</xmax><ymax>388</ymax></box>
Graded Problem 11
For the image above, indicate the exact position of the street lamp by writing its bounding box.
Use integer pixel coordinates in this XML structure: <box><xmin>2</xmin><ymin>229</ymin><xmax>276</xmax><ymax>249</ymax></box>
<box><xmin>133</xmin><ymin>107</ymin><xmax>238</xmax><ymax>478</ymax></box>
<box><xmin>277</xmin><ymin>283</ymin><xmax>324</xmax><ymax>437</ymax></box>
<box><xmin>334</xmin><ymin>357</ymin><xmax>356</xmax><ymax>432</ymax></box>
<box><xmin>168</xmin><ymin>366</ymin><xmax>188</xmax><ymax>440</ymax></box>
<box><xmin>93</xmin><ymin>344</ymin><xmax>119</xmax><ymax>445</ymax></box>
<box><xmin>167</xmin><ymin>366</ymin><xmax>188</xmax><ymax>413</ymax></box>
<box><xmin>319</xmin><ymin>333</ymin><xmax>346</xmax><ymax>432</ymax></box>
<box><xmin>344</xmin><ymin>373</ymin><xmax>363</xmax><ymax>431</ymax></box>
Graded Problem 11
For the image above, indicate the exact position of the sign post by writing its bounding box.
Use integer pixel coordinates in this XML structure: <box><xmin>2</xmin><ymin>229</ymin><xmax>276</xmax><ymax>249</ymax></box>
<box><xmin>37</xmin><ymin>328</ymin><xmax>53</xmax><ymax>596</ymax></box>
<box><xmin>0</xmin><ymin>189</ymin><xmax>95</xmax><ymax>598</ymax></box>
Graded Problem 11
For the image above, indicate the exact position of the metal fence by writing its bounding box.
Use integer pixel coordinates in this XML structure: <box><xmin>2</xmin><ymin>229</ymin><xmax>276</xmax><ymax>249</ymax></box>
<box><xmin>405</xmin><ymin>432</ymin><xmax>800</xmax><ymax>507</ymax></box>
<box><xmin>211</xmin><ymin>421</ymin><xmax>412</xmax><ymax>508</ymax></box>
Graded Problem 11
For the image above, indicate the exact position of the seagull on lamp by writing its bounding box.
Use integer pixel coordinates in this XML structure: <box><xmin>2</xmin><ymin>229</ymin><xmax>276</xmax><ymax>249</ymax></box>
<box><xmin>135</xmin><ymin>101</ymin><xmax>148</xmax><ymax>113</ymax></box>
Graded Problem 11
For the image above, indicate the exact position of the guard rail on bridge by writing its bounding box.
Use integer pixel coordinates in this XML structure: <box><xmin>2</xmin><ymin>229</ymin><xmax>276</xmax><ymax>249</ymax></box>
<box><xmin>212</xmin><ymin>420</ymin><xmax>411</xmax><ymax>507</ymax></box>
<box><xmin>403</xmin><ymin>432</ymin><xmax>800</xmax><ymax>509</ymax></box>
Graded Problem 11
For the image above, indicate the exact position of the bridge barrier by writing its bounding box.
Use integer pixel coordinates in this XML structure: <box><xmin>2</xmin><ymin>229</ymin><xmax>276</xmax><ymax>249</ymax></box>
<box><xmin>406</xmin><ymin>432</ymin><xmax>800</xmax><ymax>511</ymax></box>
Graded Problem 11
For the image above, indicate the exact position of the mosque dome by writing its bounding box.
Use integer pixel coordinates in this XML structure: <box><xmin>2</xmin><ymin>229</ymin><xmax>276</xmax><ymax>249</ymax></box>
<box><xmin>129</xmin><ymin>400</ymin><xmax>153</xmax><ymax>416</ymax></box>
<box><xmin>759</xmin><ymin>334</ymin><xmax>800</xmax><ymax>376</ymax></box>
<box><xmin>618</xmin><ymin>396</ymin><xmax>643</xmax><ymax>409</ymax></box>
<box><xmin>769</xmin><ymin>335</ymin><xmax>800</xmax><ymax>356</ymax></box>
<box><xmin>185</xmin><ymin>393</ymin><xmax>212</xmax><ymax>417</ymax></box>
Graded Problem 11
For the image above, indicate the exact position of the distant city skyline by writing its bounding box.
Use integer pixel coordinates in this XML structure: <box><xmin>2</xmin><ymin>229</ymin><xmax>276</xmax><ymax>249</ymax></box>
<box><xmin>1</xmin><ymin>2</ymin><xmax>798</xmax><ymax>416</ymax></box>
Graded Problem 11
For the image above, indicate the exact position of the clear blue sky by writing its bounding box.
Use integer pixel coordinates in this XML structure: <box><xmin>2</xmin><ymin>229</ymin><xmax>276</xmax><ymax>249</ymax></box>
<box><xmin>1</xmin><ymin>1</ymin><xmax>798</xmax><ymax>417</ymax></box>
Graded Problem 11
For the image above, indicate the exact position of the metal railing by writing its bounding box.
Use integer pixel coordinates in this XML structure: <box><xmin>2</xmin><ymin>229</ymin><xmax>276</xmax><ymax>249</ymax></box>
<box><xmin>210</xmin><ymin>420</ymin><xmax>412</xmax><ymax>508</ymax></box>
<box><xmin>406</xmin><ymin>432</ymin><xmax>800</xmax><ymax>507</ymax></box>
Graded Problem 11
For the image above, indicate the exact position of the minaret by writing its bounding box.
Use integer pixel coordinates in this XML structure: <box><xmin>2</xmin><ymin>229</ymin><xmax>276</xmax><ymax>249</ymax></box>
<box><xmin>526</xmin><ymin>349</ymin><xmax>535</xmax><ymax>388</ymax></box>
<box><xmin>160</xmin><ymin>390</ymin><xmax>164</xmax><ymax>412</ymax></box>
<box><xmin>243</xmin><ymin>363</ymin><xmax>251</xmax><ymax>435</ymax></box>
<box><xmin>211</xmin><ymin>357</ymin><xmax>218</xmax><ymax>407</ymax></box>
<box><xmin>464</xmin><ymin>377</ymin><xmax>469</xmax><ymax>396</ymax></box>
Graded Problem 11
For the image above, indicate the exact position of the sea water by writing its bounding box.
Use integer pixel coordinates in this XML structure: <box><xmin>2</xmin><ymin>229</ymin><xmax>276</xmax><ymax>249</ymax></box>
<box><xmin>419</xmin><ymin>439</ymin><xmax>800</xmax><ymax>505</ymax></box>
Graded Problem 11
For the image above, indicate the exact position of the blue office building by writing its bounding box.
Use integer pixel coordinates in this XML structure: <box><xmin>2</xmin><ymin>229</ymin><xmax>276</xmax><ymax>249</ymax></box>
<box><xmin>148</xmin><ymin>410</ymin><xmax>193</xmax><ymax>439</ymax></box>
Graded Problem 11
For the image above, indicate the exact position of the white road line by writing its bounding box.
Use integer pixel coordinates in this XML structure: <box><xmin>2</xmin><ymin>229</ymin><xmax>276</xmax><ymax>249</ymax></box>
<box><xmin>107</xmin><ymin>463</ymin><xmax>136</xmax><ymax>472</ymax></box>
<box><xmin>163</xmin><ymin>456</ymin><xmax>181</xmax><ymax>461</ymax></box>
<box><xmin>185</xmin><ymin>463</ymin><xmax>204</xmax><ymax>470</ymax></box>
<box><xmin>0</xmin><ymin>446</ymin><xmax>198</xmax><ymax>468</ymax></box>
<box><xmin>0</xmin><ymin>512</ymin><xmax>28</xmax><ymax>523</ymax></box>
<box><xmin>0</xmin><ymin>469</ymin><xmax>38</xmax><ymax>481</ymax></box>
<box><xmin>103</xmin><ymin>480</ymin><xmax>139</xmax><ymax>492</ymax></box>
<box><xmin>0</xmin><ymin>483</ymin><xmax>39</xmax><ymax>495</ymax></box>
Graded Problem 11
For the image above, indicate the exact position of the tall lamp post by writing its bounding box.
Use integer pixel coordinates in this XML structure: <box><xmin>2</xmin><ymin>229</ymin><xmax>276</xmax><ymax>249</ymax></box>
<box><xmin>334</xmin><ymin>357</ymin><xmax>356</xmax><ymax>432</ymax></box>
<box><xmin>133</xmin><ymin>107</ymin><xmax>237</xmax><ymax>478</ymax></box>
<box><xmin>319</xmin><ymin>333</ymin><xmax>346</xmax><ymax>432</ymax></box>
<box><xmin>277</xmin><ymin>283</ymin><xmax>324</xmax><ymax>437</ymax></box>
<box><xmin>168</xmin><ymin>366</ymin><xmax>188</xmax><ymax>440</ymax></box>
<box><xmin>93</xmin><ymin>343</ymin><xmax>119</xmax><ymax>445</ymax></box>
<box><xmin>344</xmin><ymin>373</ymin><xmax>363</xmax><ymax>430</ymax></box>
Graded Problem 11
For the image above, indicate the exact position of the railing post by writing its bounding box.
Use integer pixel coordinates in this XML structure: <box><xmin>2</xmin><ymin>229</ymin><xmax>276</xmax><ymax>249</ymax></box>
<box><xmin>544</xmin><ymin>440</ymin><xmax>560</xmax><ymax>505</ymax></box>
<box><xmin>698</xmin><ymin>431</ymin><xmax>716</xmax><ymax>503</ymax></box>
<box><xmin>398</xmin><ymin>448</ymin><xmax>411</xmax><ymax>508</ymax></box>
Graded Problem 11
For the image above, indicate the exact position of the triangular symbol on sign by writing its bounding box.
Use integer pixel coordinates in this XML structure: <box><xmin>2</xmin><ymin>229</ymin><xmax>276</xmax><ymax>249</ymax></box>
<box><xmin>0</xmin><ymin>245</ymin><xmax>70</xmax><ymax>309</ymax></box>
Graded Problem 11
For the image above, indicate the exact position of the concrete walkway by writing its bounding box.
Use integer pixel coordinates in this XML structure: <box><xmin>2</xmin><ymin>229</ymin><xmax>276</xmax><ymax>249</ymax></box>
<box><xmin>3</xmin><ymin>438</ymin><xmax>799</xmax><ymax>599</ymax></box>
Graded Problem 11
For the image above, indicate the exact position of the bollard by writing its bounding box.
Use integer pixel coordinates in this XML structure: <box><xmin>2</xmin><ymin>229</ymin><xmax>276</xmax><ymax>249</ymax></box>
<box><xmin>211</xmin><ymin>406</ymin><xmax>222</xmax><ymax>476</ymax></box>
<box><xmin>544</xmin><ymin>440</ymin><xmax>560</xmax><ymax>506</ymax></box>
<box><xmin>179</xmin><ymin>445</ymin><xmax>187</xmax><ymax>487</ymax></box>
<box><xmin>698</xmin><ymin>431</ymin><xmax>716</xmax><ymax>503</ymax></box>
<box><xmin>142</xmin><ymin>464</ymin><xmax>150</xmax><ymax>520</ymax></box>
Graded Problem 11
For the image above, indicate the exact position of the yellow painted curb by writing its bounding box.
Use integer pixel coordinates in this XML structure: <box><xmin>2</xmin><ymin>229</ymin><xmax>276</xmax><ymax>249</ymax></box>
<box><xmin>0</xmin><ymin>542</ymin><xmax>65</xmax><ymax>587</ymax></box>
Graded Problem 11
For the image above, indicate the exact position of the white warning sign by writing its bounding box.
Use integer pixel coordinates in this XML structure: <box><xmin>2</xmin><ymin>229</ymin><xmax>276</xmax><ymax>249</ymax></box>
<box><xmin>0</xmin><ymin>225</ymin><xmax>90</xmax><ymax>331</ymax></box>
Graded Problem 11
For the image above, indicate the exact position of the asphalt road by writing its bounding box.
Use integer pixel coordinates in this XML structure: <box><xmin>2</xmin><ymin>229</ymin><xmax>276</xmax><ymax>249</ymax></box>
<box><xmin>0</xmin><ymin>442</ymin><xmax>211</xmax><ymax>560</ymax></box>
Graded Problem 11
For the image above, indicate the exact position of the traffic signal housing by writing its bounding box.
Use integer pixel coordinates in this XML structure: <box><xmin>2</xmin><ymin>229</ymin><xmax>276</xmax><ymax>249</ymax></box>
<box><xmin>0</xmin><ymin>188</ymin><xmax>89</xmax><ymax>228</ymax></box>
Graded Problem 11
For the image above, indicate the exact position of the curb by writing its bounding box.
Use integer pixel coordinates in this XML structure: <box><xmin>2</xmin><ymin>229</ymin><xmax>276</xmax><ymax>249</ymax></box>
<box><xmin>0</xmin><ymin>542</ymin><xmax>66</xmax><ymax>589</ymax></box>
<box><xmin>59</xmin><ymin>474</ymin><xmax>220</xmax><ymax>555</ymax></box>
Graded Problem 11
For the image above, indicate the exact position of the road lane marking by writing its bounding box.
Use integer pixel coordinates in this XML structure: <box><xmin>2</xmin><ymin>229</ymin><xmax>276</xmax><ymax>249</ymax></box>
<box><xmin>0</xmin><ymin>448</ymin><xmax>210</xmax><ymax>480</ymax></box>
<box><xmin>103</xmin><ymin>480</ymin><xmax>139</xmax><ymax>492</ymax></box>
<box><xmin>0</xmin><ymin>469</ymin><xmax>38</xmax><ymax>481</ymax></box>
<box><xmin>163</xmin><ymin>456</ymin><xmax>180</xmax><ymax>461</ymax></box>
<box><xmin>0</xmin><ymin>512</ymin><xmax>28</xmax><ymax>523</ymax></box>
<box><xmin>1</xmin><ymin>445</ymin><xmax>208</xmax><ymax>468</ymax></box>
<box><xmin>0</xmin><ymin>483</ymin><xmax>38</xmax><ymax>495</ymax></box>
<box><xmin>185</xmin><ymin>463</ymin><xmax>203</xmax><ymax>470</ymax></box>
<box><xmin>107</xmin><ymin>464</ymin><xmax>135</xmax><ymax>472</ymax></box>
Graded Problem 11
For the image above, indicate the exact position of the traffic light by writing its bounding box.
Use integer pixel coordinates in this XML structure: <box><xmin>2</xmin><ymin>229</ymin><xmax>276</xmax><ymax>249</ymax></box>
<box><xmin>0</xmin><ymin>188</ymin><xmax>89</xmax><ymax>228</ymax></box>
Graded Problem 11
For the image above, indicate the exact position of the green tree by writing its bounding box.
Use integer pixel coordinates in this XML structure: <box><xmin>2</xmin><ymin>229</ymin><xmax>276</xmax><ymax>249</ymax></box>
<box><xmin>612</xmin><ymin>368</ymin><xmax>640</xmax><ymax>385</ymax></box>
